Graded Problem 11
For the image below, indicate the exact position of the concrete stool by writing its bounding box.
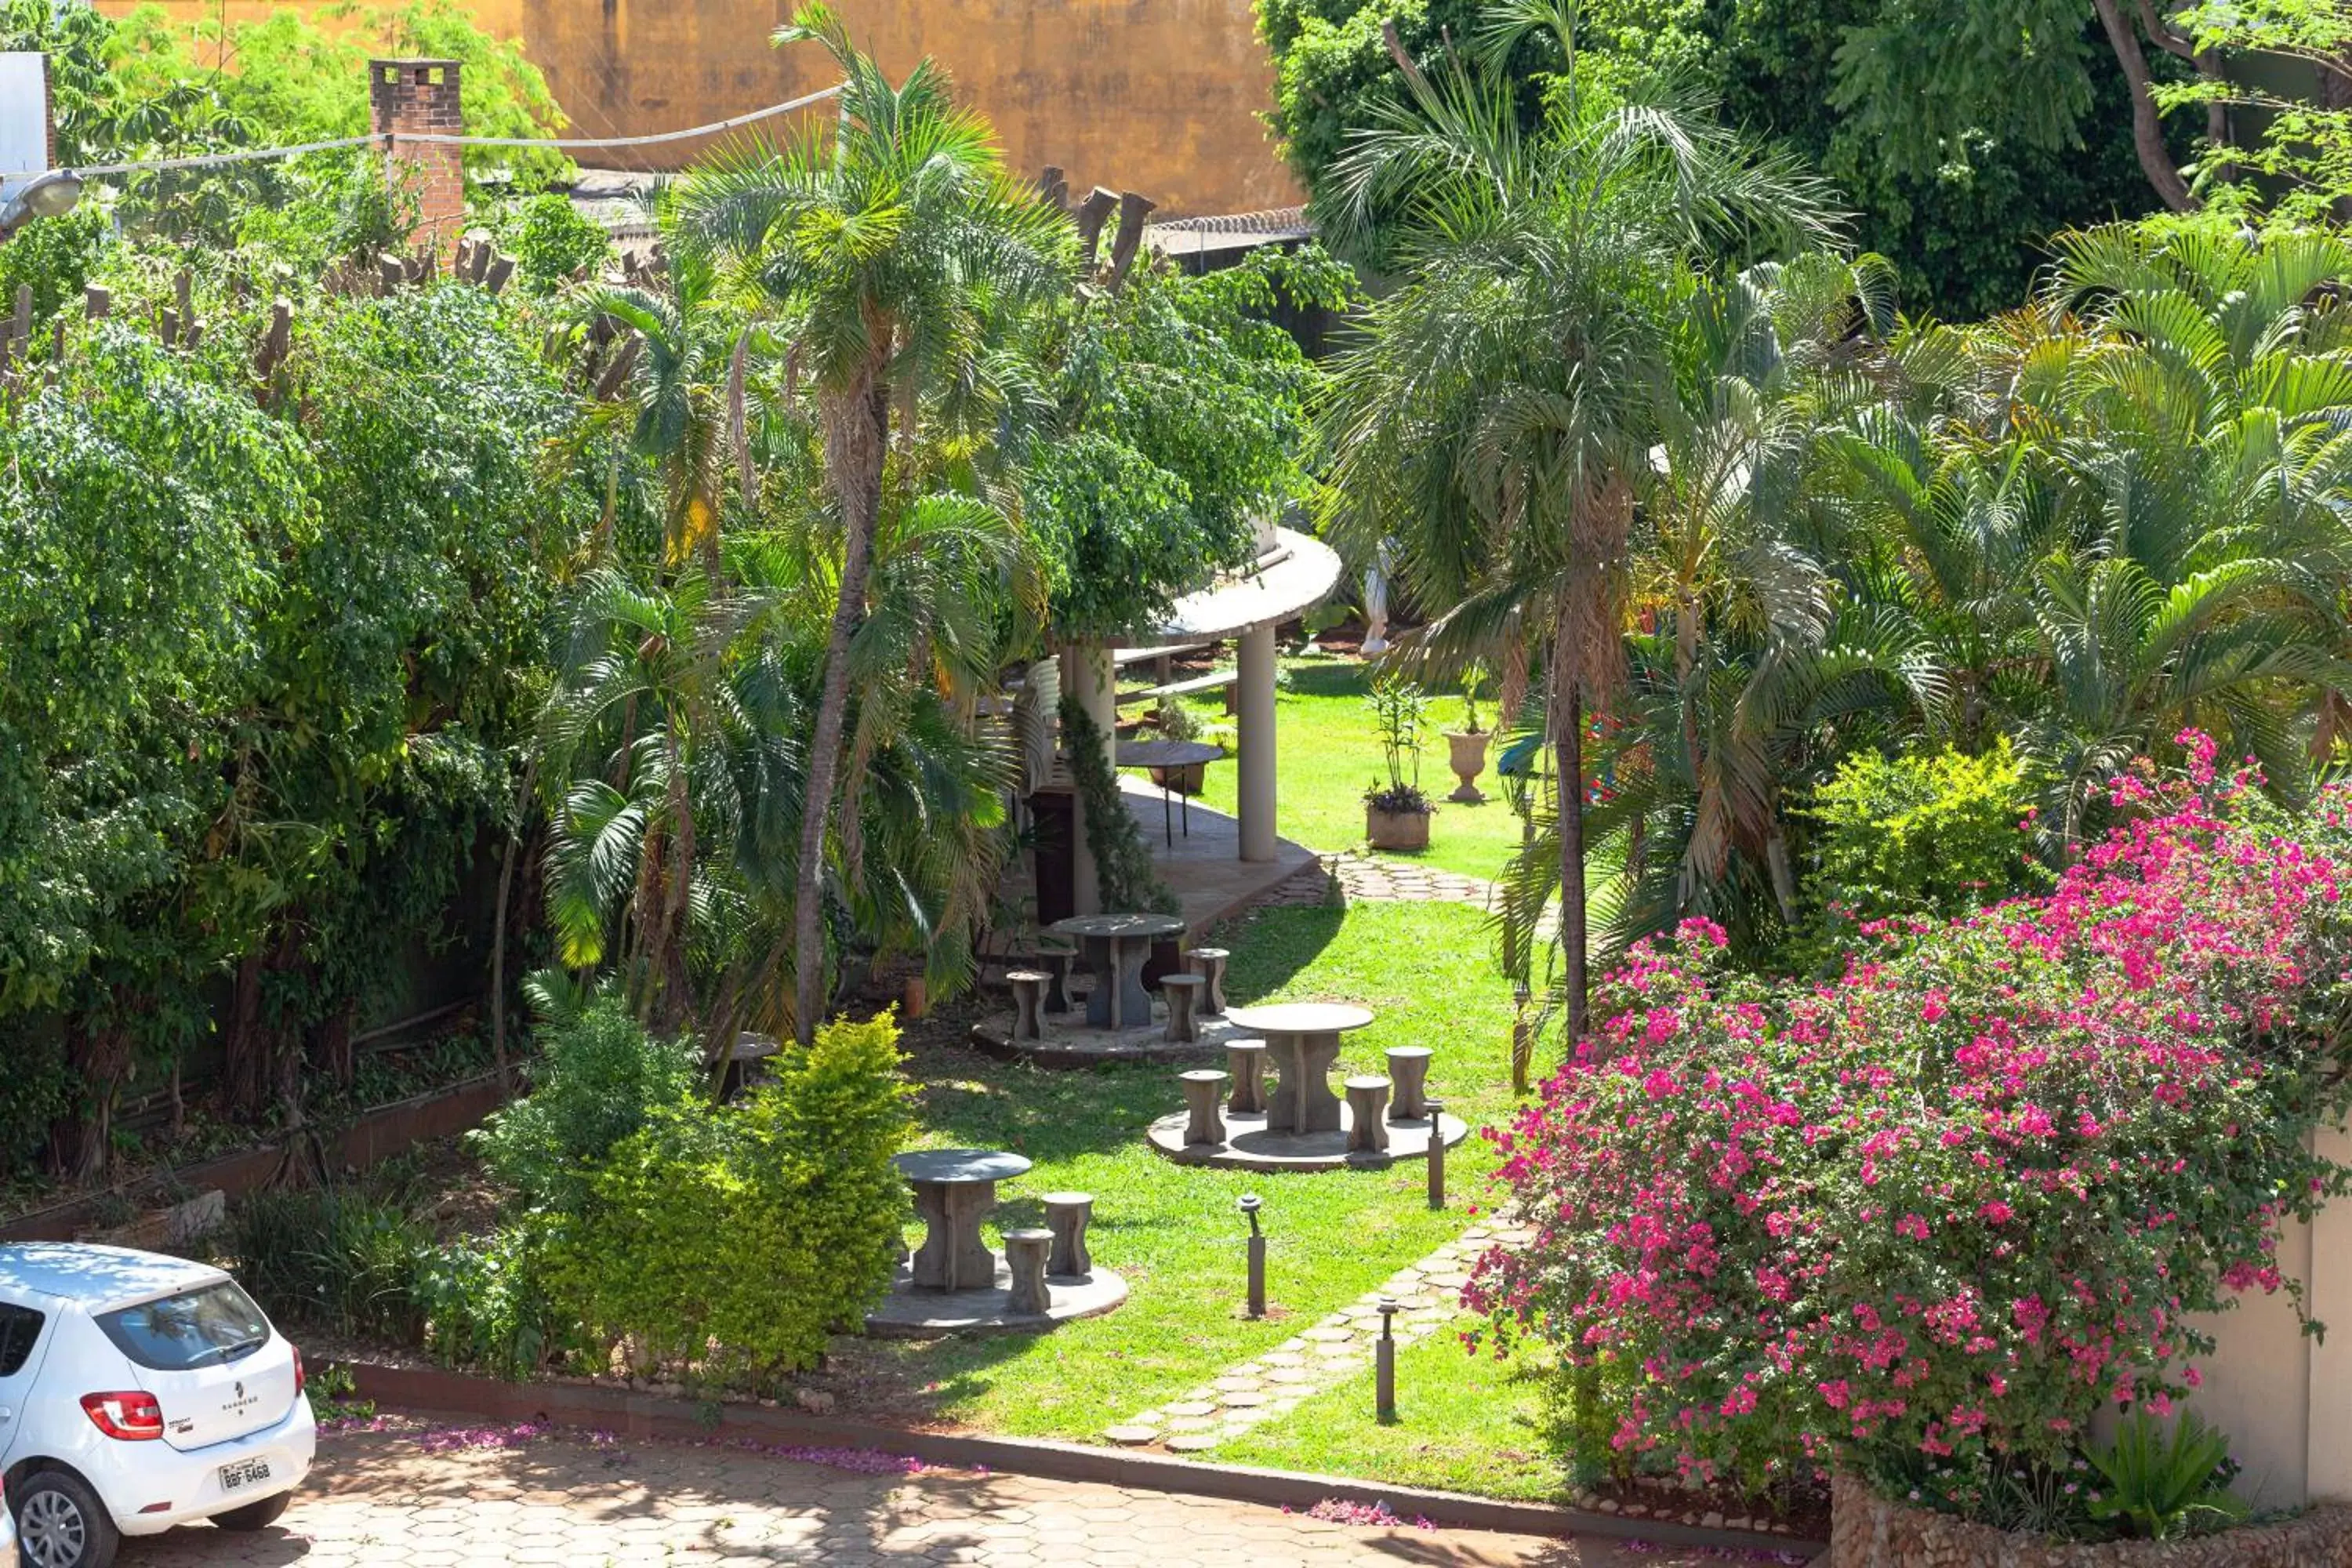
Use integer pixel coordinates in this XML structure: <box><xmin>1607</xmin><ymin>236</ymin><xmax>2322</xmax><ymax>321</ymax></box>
<box><xmin>1161</xmin><ymin>973</ymin><xmax>1207</xmax><ymax>1044</ymax></box>
<box><xmin>1225</xmin><ymin>1039</ymin><xmax>1269</xmax><ymax>1116</ymax></box>
<box><xmin>1044</xmin><ymin>1192</ymin><xmax>1094</xmax><ymax>1277</ymax></box>
<box><xmin>1007</xmin><ymin>970</ymin><xmax>1049</xmax><ymax>1042</ymax></box>
<box><xmin>1386</xmin><ymin>1046</ymin><xmax>1433</xmax><ymax>1121</ymax></box>
<box><xmin>1345</xmin><ymin>1076</ymin><xmax>1392</xmax><ymax>1154</ymax></box>
<box><xmin>1181</xmin><ymin>1069</ymin><xmax>1230</xmax><ymax>1145</ymax></box>
<box><xmin>1038</xmin><ymin>942</ymin><xmax>1076</xmax><ymax>1014</ymax></box>
<box><xmin>1189</xmin><ymin>947</ymin><xmax>1231</xmax><ymax>1016</ymax></box>
<box><xmin>1004</xmin><ymin>1229</ymin><xmax>1054</xmax><ymax>1315</ymax></box>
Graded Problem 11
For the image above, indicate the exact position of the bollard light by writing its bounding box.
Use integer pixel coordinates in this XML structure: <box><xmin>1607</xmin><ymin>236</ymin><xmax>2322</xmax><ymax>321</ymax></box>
<box><xmin>1375</xmin><ymin>1296</ymin><xmax>1400</xmax><ymax>1421</ymax></box>
<box><xmin>1425</xmin><ymin>1096</ymin><xmax>1446</xmax><ymax>1210</ymax></box>
<box><xmin>1240</xmin><ymin>1193</ymin><xmax>1267</xmax><ymax>1318</ymax></box>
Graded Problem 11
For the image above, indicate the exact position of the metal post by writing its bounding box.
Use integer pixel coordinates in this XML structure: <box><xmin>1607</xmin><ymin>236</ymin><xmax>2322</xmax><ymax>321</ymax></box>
<box><xmin>1425</xmin><ymin>1096</ymin><xmax>1446</xmax><ymax>1210</ymax></box>
<box><xmin>1241</xmin><ymin>1193</ymin><xmax>1266</xmax><ymax>1317</ymax></box>
<box><xmin>1375</xmin><ymin>1296</ymin><xmax>1399</xmax><ymax>1421</ymax></box>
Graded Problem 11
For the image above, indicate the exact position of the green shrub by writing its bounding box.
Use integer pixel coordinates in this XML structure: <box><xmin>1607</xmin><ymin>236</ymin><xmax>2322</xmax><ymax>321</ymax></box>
<box><xmin>411</xmin><ymin>1223</ymin><xmax>564</xmax><ymax>1380</ymax></box>
<box><xmin>547</xmin><ymin>1012</ymin><xmax>910</xmax><ymax>1389</ymax></box>
<box><xmin>497</xmin><ymin>192</ymin><xmax>612</xmax><ymax>292</ymax></box>
<box><xmin>2087</xmin><ymin>1411</ymin><xmax>2248</xmax><ymax>1541</ymax></box>
<box><xmin>1808</xmin><ymin>740</ymin><xmax>2047</xmax><ymax>924</ymax></box>
<box><xmin>471</xmin><ymin>996</ymin><xmax>701</xmax><ymax>1216</ymax></box>
<box><xmin>222</xmin><ymin>1187</ymin><xmax>430</xmax><ymax>1343</ymax></box>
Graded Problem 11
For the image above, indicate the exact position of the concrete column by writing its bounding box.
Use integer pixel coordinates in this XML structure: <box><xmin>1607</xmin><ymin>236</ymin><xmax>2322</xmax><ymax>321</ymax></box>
<box><xmin>1237</xmin><ymin>622</ymin><xmax>1278</xmax><ymax>862</ymax></box>
<box><xmin>2310</xmin><ymin>1120</ymin><xmax>2352</xmax><ymax>1501</ymax></box>
<box><xmin>1062</xmin><ymin>641</ymin><xmax>1117</xmax><ymax>914</ymax></box>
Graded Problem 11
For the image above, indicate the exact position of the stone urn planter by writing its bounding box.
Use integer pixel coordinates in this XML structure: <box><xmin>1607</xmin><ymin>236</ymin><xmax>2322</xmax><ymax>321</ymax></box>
<box><xmin>1366</xmin><ymin>802</ymin><xmax>1433</xmax><ymax>851</ymax></box>
<box><xmin>1445</xmin><ymin>729</ymin><xmax>1491</xmax><ymax>803</ymax></box>
<box><xmin>1828</xmin><ymin>1473</ymin><xmax>2352</xmax><ymax>1566</ymax></box>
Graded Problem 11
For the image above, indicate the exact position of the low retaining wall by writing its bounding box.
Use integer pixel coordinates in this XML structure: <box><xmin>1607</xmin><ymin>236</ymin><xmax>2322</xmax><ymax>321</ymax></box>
<box><xmin>1831</xmin><ymin>1472</ymin><xmax>2352</xmax><ymax>1566</ymax></box>
<box><xmin>348</xmin><ymin>1360</ymin><xmax>1827</xmax><ymax>1559</ymax></box>
<box><xmin>0</xmin><ymin>1069</ymin><xmax>514</xmax><ymax>1243</ymax></box>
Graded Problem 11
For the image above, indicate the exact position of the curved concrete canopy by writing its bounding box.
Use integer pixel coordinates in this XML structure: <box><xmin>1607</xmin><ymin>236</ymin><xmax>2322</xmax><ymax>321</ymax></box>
<box><xmin>1126</xmin><ymin>527</ymin><xmax>1345</xmax><ymax>648</ymax></box>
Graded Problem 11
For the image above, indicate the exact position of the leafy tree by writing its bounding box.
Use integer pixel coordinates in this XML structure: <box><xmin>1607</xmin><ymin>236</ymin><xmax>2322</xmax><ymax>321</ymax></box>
<box><xmin>1319</xmin><ymin>0</ymin><xmax>1842</xmax><ymax>1038</ymax></box>
<box><xmin>679</xmin><ymin>5</ymin><xmax>1071</xmax><ymax>1044</ymax></box>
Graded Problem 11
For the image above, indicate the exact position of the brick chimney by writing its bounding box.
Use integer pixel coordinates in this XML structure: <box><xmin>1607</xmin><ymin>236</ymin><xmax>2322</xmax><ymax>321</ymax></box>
<box><xmin>368</xmin><ymin>58</ymin><xmax>463</xmax><ymax>257</ymax></box>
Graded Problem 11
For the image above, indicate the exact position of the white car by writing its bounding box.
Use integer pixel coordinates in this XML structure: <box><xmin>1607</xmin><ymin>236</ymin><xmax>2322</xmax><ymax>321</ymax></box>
<box><xmin>0</xmin><ymin>1244</ymin><xmax>314</xmax><ymax>1568</ymax></box>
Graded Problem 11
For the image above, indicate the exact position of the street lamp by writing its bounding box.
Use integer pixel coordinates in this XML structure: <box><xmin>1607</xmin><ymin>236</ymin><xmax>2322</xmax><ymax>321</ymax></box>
<box><xmin>0</xmin><ymin>171</ymin><xmax>84</xmax><ymax>240</ymax></box>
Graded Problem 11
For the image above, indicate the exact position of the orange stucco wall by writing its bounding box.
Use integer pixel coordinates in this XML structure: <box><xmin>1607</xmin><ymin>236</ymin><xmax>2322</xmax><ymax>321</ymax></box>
<box><xmin>107</xmin><ymin>0</ymin><xmax>1301</xmax><ymax>219</ymax></box>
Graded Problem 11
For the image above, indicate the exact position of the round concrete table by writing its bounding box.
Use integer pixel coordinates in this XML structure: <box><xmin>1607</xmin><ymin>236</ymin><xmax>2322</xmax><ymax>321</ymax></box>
<box><xmin>1049</xmin><ymin>912</ymin><xmax>1187</xmax><ymax>1031</ymax></box>
<box><xmin>1224</xmin><ymin>1003</ymin><xmax>1375</xmax><ymax>1135</ymax></box>
<box><xmin>894</xmin><ymin>1149</ymin><xmax>1033</xmax><ymax>1292</ymax></box>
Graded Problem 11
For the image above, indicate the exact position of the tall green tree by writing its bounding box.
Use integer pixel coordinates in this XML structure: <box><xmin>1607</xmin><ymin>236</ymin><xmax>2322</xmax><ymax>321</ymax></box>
<box><xmin>1319</xmin><ymin>0</ymin><xmax>1842</xmax><ymax>1038</ymax></box>
<box><xmin>680</xmin><ymin>5</ymin><xmax>1069</xmax><ymax>1043</ymax></box>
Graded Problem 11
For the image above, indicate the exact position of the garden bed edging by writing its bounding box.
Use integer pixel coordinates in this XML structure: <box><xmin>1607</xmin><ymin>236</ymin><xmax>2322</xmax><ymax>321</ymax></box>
<box><xmin>1830</xmin><ymin>1472</ymin><xmax>2352</xmax><ymax>1566</ymax></box>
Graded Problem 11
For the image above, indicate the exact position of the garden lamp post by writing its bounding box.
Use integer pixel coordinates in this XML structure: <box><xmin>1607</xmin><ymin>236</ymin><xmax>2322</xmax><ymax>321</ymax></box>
<box><xmin>1240</xmin><ymin>1192</ymin><xmax>1265</xmax><ymax>1317</ymax></box>
<box><xmin>1425</xmin><ymin>1096</ymin><xmax>1446</xmax><ymax>1210</ymax></box>
<box><xmin>1375</xmin><ymin>1297</ymin><xmax>1399</xmax><ymax>1421</ymax></box>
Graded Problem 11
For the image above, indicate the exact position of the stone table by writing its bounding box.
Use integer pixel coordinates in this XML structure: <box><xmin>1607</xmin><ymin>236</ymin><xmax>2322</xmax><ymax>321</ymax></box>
<box><xmin>1224</xmin><ymin>1002</ymin><xmax>1375</xmax><ymax>1135</ymax></box>
<box><xmin>894</xmin><ymin>1148</ymin><xmax>1033</xmax><ymax>1291</ymax></box>
<box><xmin>1114</xmin><ymin>739</ymin><xmax>1227</xmax><ymax>844</ymax></box>
<box><xmin>1049</xmin><ymin>912</ymin><xmax>1188</xmax><ymax>1030</ymax></box>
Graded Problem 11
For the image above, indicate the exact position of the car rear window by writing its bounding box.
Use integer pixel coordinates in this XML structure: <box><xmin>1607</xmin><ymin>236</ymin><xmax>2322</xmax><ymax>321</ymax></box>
<box><xmin>95</xmin><ymin>1281</ymin><xmax>271</xmax><ymax>1372</ymax></box>
<box><xmin>0</xmin><ymin>1302</ymin><xmax>42</xmax><ymax>1376</ymax></box>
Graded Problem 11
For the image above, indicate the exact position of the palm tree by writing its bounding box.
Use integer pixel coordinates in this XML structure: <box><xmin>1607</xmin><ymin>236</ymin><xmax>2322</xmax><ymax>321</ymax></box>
<box><xmin>1318</xmin><ymin>0</ymin><xmax>1843</xmax><ymax>1039</ymax></box>
<box><xmin>679</xmin><ymin>5</ymin><xmax>1070</xmax><ymax>1042</ymax></box>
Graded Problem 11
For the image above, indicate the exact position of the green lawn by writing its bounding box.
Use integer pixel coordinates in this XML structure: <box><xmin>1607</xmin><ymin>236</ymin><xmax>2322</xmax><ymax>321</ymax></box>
<box><xmin>1218</xmin><ymin>1325</ymin><xmax>1564</xmax><ymax>1501</ymax></box>
<box><xmin>855</xmin><ymin>898</ymin><xmax>1542</xmax><ymax>1467</ymax></box>
<box><xmin>1156</xmin><ymin>653</ymin><xmax>1528</xmax><ymax>883</ymax></box>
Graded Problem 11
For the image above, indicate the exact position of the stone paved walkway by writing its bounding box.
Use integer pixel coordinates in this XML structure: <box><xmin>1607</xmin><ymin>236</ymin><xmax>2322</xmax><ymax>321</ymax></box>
<box><xmin>1253</xmin><ymin>852</ymin><xmax>1497</xmax><ymax>912</ymax></box>
<box><xmin>1102</xmin><ymin>1223</ymin><xmax>1524</xmax><ymax>1454</ymax></box>
<box><xmin>121</xmin><ymin>1425</ymin><xmax>1753</xmax><ymax>1566</ymax></box>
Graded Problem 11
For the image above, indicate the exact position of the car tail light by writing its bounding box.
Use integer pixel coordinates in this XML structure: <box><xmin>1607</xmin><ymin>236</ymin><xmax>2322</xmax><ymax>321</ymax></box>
<box><xmin>293</xmin><ymin>1345</ymin><xmax>306</xmax><ymax>1397</ymax></box>
<box><xmin>81</xmin><ymin>1391</ymin><xmax>165</xmax><ymax>1441</ymax></box>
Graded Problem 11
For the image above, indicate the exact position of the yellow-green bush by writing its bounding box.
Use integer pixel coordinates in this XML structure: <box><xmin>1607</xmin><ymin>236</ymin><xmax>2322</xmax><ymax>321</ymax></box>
<box><xmin>547</xmin><ymin>1012</ymin><xmax>910</xmax><ymax>1388</ymax></box>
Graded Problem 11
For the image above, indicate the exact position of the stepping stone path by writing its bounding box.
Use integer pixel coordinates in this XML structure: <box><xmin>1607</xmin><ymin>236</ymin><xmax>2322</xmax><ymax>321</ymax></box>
<box><xmin>1102</xmin><ymin>1221</ymin><xmax>1532</xmax><ymax>1454</ymax></box>
<box><xmin>1254</xmin><ymin>853</ymin><xmax>1497</xmax><ymax>912</ymax></box>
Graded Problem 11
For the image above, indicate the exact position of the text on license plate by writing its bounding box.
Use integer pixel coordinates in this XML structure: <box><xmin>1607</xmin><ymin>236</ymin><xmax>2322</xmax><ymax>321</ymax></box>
<box><xmin>219</xmin><ymin>1458</ymin><xmax>271</xmax><ymax>1492</ymax></box>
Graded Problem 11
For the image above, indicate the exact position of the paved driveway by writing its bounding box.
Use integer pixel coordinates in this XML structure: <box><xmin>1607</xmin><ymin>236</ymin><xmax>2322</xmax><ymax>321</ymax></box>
<box><xmin>114</xmin><ymin>1426</ymin><xmax>1787</xmax><ymax>1567</ymax></box>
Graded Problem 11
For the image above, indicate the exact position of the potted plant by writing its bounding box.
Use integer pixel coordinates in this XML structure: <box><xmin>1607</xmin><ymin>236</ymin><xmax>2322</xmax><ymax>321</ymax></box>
<box><xmin>1445</xmin><ymin>659</ymin><xmax>1493</xmax><ymax>803</ymax></box>
<box><xmin>1150</xmin><ymin>700</ymin><xmax>1213</xmax><ymax>793</ymax></box>
<box><xmin>1363</xmin><ymin>670</ymin><xmax>1434</xmax><ymax>850</ymax></box>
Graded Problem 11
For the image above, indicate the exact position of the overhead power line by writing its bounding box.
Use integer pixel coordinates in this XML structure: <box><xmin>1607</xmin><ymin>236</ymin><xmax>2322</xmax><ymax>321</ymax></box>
<box><xmin>0</xmin><ymin>82</ymin><xmax>844</xmax><ymax>182</ymax></box>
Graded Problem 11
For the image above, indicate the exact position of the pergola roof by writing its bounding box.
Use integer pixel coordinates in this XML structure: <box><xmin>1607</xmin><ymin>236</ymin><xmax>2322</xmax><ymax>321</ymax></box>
<box><xmin>1127</xmin><ymin>526</ymin><xmax>1345</xmax><ymax>647</ymax></box>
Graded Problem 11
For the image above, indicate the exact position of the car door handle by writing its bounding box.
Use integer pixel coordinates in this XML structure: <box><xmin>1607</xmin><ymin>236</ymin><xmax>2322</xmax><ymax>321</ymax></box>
<box><xmin>0</xmin><ymin>1406</ymin><xmax>13</xmax><ymax>1421</ymax></box>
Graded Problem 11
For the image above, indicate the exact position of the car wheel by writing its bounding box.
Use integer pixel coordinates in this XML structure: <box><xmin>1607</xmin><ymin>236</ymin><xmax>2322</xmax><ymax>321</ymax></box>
<box><xmin>11</xmin><ymin>1470</ymin><xmax>118</xmax><ymax>1568</ymax></box>
<box><xmin>210</xmin><ymin>1490</ymin><xmax>293</xmax><ymax>1531</ymax></box>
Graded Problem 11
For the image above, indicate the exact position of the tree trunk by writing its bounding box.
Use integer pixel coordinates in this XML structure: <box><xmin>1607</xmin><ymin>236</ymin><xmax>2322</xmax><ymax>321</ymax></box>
<box><xmin>488</xmin><ymin>754</ymin><xmax>540</xmax><ymax>1095</ymax></box>
<box><xmin>223</xmin><ymin>948</ymin><xmax>271</xmax><ymax>1116</ymax></box>
<box><xmin>793</xmin><ymin>369</ymin><xmax>891</xmax><ymax>1045</ymax></box>
<box><xmin>46</xmin><ymin>1013</ymin><xmax>132</xmax><ymax>1182</ymax></box>
<box><xmin>1556</xmin><ymin>681</ymin><xmax>1589</xmax><ymax>1047</ymax></box>
<box><xmin>2092</xmin><ymin>0</ymin><xmax>2198</xmax><ymax>211</ymax></box>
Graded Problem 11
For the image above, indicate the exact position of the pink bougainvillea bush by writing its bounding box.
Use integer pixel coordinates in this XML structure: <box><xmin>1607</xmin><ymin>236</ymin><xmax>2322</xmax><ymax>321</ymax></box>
<box><xmin>1466</xmin><ymin>739</ymin><xmax>2352</xmax><ymax>1509</ymax></box>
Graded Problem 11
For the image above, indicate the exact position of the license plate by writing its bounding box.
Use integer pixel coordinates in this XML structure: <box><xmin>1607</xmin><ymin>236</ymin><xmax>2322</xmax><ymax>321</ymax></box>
<box><xmin>219</xmin><ymin>1458</ymin><xmax>270</xmax><ymax>1493</ymax></box>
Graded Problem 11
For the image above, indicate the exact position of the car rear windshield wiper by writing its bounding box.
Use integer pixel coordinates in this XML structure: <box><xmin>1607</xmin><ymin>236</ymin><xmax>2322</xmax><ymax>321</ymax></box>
<box><xmin>187</xmin><ymin>1335</ymin><xmax>269</xmax><ymax>1367</ymax></box>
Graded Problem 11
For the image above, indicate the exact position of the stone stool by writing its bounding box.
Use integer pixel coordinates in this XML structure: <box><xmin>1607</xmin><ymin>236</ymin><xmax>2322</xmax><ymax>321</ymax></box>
<box><xmin>1225</xmin><ymin>1039</ymin><xmax>1268</xmax><ymax>1116</ymax></box>
<box><xmin>1161</xmin><ymin>974</ymin><xmax>1207</xmax><ymax>1044</ymax></box>
<box><xmin>1038</xmin><ymin>941</ymin><xmax>1076</xmax><ymax>1014</ymax></box>
<box><xmin>1004</xmin><ymin>1229</ymin><xmax>1054</xmax><ymax>1316</ymax></box>
<box><xmin>1345</xmin><ymin>1076</ymin><xmax>1392</xmax><ymax>1154</ymax></box>
<box><xmin>1181</xmin><ymin>1069</ymin><xmax>1231</xmax><ymax>1145</ymax></box>
<box><xmin>1043</xmin><ymin>1192</ymin><xmax>1094</xmax><ymax>1278</ymax></box>
<box><xmin>1189</xmin><ymin>947</ymin><xmax>1231</xmax><ymax>1016</ymax></box>
<box><xmin>1385</xmin><ymin>1046</ymin><xmax>1433</xmax><ymax>1121</ymax></box>
<box><xmin>1007</xmin><ymin>970</ymin><xmax>1049</xmax><ymax>1042</ymax></box>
